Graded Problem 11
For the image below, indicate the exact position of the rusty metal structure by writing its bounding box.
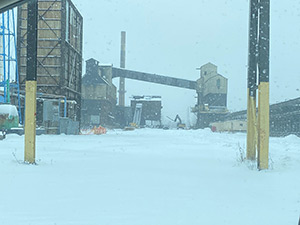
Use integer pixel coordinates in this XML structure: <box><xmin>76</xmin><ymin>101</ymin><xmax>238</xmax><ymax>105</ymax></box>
<box><xmin>17</xmin><ymin>0</ymin><xmax>83</xmax><ymax>121</ymax></box>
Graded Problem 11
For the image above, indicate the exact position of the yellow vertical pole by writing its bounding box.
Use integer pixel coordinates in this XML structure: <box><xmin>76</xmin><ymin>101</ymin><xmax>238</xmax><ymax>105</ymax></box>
<box><xmin>246</xmin><ymin>0</ymin><xmax>258</xmax><ymax>160</ymax></box>
<box><xmin>257</xmin><ymin>0</ymin><xmax>270</xmax><ymax>170</ymax></box>
<box><xmin>24</xmin><ymin>0</ymin><xmax>38</xmax><ymax>164</ymax></box>
<box><xmin>24</xmin><ymin>81</ymin><xmax>37</xmax><ymax>163</ymax></box>
<box><xmin>257</xmin><ymin>82</ymin><xmax>269</xmax><ymax>170</ymax></box>
<box><xmin>246</xmin><ymin>89</ymin><xmax>257</xmax><ymax>160</ymax></box>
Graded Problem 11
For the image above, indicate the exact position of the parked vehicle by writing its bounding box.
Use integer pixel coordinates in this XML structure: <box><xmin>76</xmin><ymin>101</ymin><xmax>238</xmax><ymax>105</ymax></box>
<box><xmin>0</xmin><ymin>104</ymin><xmax>19</xmax><ymax>131</ymax></box>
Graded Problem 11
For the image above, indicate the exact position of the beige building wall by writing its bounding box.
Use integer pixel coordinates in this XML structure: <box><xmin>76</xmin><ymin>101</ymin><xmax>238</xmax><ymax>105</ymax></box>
<box><xmin>200</xmin><ymin>63</ymin><xmax>217</xmax><ymax>77</ymax></box>
<box><xmin>196</xmin><ymin>62</ymin><xmax>228</xmax><ymax>97</ymax></box>
<box><xmin>82</xmin><ymin>82</ymin><xmax>117</xmax><ymax>104</ymax></box>
<box><xmin>211</xmin><ymin>120</ymin><xmax>247</xmax><ymax>132</ymax></box>
<box><xmin>100</xmin><ymin>66</ymin><xmax>113</xmax><ymax>85</ymax></box>
<box><xmin>203</xmin><ymin>75</ymin><xmax>227</xmax><ymax>96</ymax></box>
<box><xmin>82</xmin><ymin>84</ymin><xmax>107</xmax><ymax>100</ymax></box>
<box><xmin>108</xmin><ymin>85</ymin><xmax>117</xmax><ymax>103</ymax></box>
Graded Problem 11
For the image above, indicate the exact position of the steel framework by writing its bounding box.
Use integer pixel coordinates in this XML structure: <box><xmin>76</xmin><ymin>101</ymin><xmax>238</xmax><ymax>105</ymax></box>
<box><xmin>17</xmin><ymin>0</ymin><xmax>83</xmax><ymax>121</ymax></box>
<box><xmin>0</xmin><ymin>8</ymin><xmax>22</xmax><ymax>122</ymax></box>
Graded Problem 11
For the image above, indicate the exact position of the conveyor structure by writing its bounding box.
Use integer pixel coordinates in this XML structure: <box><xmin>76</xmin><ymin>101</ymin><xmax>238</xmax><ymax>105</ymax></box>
<box><xmin>83</xmin><ymin>58</ymin><xmax>228</xmax><ymax>128</ymax></box>
<box><xmin>112</xmin><ymin>68</ymin><xmax>197</xmax><ymax>90</ymax></box>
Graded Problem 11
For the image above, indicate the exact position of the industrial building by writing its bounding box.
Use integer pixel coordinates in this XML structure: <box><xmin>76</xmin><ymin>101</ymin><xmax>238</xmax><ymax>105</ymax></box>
<box><xmin>223</xmin><ymin>97</ymin><xmax>300</xmax><ymax>137</ymax></box>
<box><xmin>130</xmin><ymin>95</ymin><xmax>162</xmax><ymax>127</ymax></box>
<box><xmin>5</xmin><ymin>0</ymin><xmax>229</xmax><ymax>131</ymax></box>
<box><xmin>111</xmin><ymin>62</ymin><xmax>228</xmax><ymax>128</ymax></box>
<box><xmin>81</xmin><ymin>58</ymin><xmax>117</xmax><ymax>128</ymax></box>
<box><xmin>81</xmin><ymin>58</ymin><xmax>165</xmax><ymax>128</ymax></box>
<box><xmin>81</xmin><ymin>58</ymin><xmax>229</xmax><ymax>129</ymax></box>
<box><xmin>193</xmin><ymin>63</ymin><xmax>229</xmax><ymax>128</ymax></box>
<box><xmin>196</xmin><ymin>63</ymin><xmax>227</xmax><ymax>108</ymax></box>
<box><xmin>16</xmin><ymin>0</ymin><xmax>83</xmax><ymax>132</ymax></box>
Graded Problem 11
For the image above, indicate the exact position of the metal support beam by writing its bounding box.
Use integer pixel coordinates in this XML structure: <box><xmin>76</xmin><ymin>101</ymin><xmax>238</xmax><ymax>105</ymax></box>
<box><xmin>246</xmin><ymin>0</ymin><xmax>270</xmax><ymax>170</ymax></box>
<box><xmin>246</xmin><ymin>0</ymin><xmax>258</xmax><ymax>160</ymax></box>
<box><xmin>24</xmin><ymin>0</ymin><xmax>38</xmax><ymax>164</ymax></box>
<box><xmin>118</xmin><ymin>31</ymin><xmax>126</xmax><ymax>106</ymax></box>
<box><xmin>257</xmin><ymin>0</ymin><xmax>270</xmax><ymax>170</ymax></box>
<box><xmin>112</xmin><ymin>68</ymin><xmax>197</xmax><ymax>90</ymax></box>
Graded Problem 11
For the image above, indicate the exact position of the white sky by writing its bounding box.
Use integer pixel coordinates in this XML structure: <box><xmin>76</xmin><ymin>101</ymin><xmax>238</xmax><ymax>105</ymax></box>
<box><xmin>72</xmin><ymin>0</ymin><xmax>300</xmax><ymax>124</ymax></box>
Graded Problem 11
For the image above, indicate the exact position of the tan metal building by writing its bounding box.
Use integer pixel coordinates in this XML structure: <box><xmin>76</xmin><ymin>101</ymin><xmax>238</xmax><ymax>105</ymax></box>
<box><xmin>193</xmin><ymin>62</ymin><xmax>229</xmax><ymax>128</ymax></box>
<box><xmin>17</xmin><ymin>0</ymin><xmax>83</xmax><ymax>121</ymax></box>
<box><xmin>196</xmin><ymin>62</ymin><xmax>228</xmax><ymax>109</ymax></box>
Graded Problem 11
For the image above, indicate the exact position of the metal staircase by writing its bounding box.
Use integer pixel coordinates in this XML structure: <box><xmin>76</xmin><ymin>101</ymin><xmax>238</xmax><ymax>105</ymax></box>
<box><xmin>132</xmin><ymin>103</ymin><xmax>143</xmax><ymax>127</ymax></box>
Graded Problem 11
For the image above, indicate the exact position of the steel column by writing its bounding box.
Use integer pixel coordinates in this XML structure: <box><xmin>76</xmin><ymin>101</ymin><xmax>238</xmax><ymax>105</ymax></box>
<box><xmin>2</xmin><ymin>13</ymin><xmax>6</xmax><ymax>102</ymax></box>
<box><xmin>246</xmin><ymin>0</ymin><xmax>270</xmax><ymax>169</ymax></box>
<box><xmin>7</xmin><ymin>10</ymin><xmax>10</xmax><ymax>103</ymax></box>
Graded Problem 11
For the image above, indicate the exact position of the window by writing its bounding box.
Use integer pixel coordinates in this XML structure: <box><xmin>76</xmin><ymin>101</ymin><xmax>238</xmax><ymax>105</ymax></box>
<box><xmin>216</xmin><ymin>79</ymin><xmax>221</xmax><ymax>89</ymax></box>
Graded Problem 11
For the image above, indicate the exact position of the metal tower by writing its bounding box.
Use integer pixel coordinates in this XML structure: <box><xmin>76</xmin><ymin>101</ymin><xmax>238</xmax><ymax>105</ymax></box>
<box><xmin>0</xmin><ymin>8</ymin><xmax>22</xmax><ymax>122</ymax></box>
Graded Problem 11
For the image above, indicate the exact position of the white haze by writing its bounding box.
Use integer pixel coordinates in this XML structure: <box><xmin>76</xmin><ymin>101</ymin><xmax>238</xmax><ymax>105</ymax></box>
<box><xmin>72</xmin><ymin>0</ymin><xmax>300</xmax><ymax>124</ymax></box>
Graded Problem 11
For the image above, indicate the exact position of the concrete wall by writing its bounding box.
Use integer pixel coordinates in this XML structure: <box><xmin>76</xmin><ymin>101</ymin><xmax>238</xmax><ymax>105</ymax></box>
<box><xmin>100</xmin><ymin>66</ymin><xmax>113</xmax><ymax>85</ymax></box>
<box><xmin>203</xmin><ymin>74</ymin><xmax>227</xmax><ymax>97</ymax></box>
<box><xmin>200</xmin><ymin>63</ymin><xmax>217</xmax><ymax>77</ymax></box>
<box><xmin>81</xmin><ymin>99</ymin><xmax>115</xmax><ymax>127</ymax></box>
<box><xmin>196</xmin><ymin>63</ymin><xmax>228</xmax><ymax>97</ymax></box>
<box><xmin>82</xmin><ymin>84</ymin><xmax>107</xmax><ymax>100</ymax></box>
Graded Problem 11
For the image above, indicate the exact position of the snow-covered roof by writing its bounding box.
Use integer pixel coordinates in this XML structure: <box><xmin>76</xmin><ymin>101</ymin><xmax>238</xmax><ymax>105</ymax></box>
<box><xmin>132</xmin><ymin>98</ymin><xmax>162</xmax><ymax>102</ymax></box>
<box><xmin>0</xmin><ymin>104</ymin><xmax>18</xmax><ymax>116</ymax></box>
<box><xmin>99</xmin><ymin>63</ymin><xmax>113</xmax><ymax>67</ymax></box>
<box><xmin>131</xmin><ymin>95</ymin><xmax>162</xmax><ymax>102</ymax></box>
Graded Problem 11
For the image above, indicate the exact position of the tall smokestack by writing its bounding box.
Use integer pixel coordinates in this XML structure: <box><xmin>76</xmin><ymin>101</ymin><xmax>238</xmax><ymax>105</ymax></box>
<box><xmin>119</xmin><ymin>31</ymin><xmax>126</xmax><ymax>106</ymax></box>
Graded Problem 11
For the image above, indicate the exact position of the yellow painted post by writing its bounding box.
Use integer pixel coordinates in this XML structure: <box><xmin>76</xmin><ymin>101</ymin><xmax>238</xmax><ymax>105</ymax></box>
<box><xmin>24</xmin><ymin>0</ymin><xmax>38</xmax><ymax>164</ymax></box>
<box><xmin>257</xmin><ymin>82</ymin><xmax>269</xmax><ymax>170</ymax></box>
<box><xmin>246</xmin><ymin>0</ymin><xmax>259</xmax><ymax>160</ymax></box>
<box><xmin>246</xmin><ymin>88</ymin><xmax>257</xmax><ymax>160</ymax></box>
<box><xmin>24</xmin><ymin>81</ymin><xmax>37</xmax><ymax>163</ymax></box>
<box><xmin>257</xmin><ymin>0</ymin><xmax>270</xmax><ymax>170</ymax></box>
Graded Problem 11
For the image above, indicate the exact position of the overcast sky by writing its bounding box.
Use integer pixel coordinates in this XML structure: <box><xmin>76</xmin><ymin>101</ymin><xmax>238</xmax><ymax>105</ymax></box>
<box><xmin>72</xmin><ymin>0</ymin><xmax>300</xmax><ymax>124</ymax></box>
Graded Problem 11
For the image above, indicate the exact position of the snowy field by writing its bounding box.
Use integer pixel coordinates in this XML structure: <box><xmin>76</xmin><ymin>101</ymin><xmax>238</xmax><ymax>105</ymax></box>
<box><xmin>0</xmin><ymin>129</ymin><xmax>299</xmax><ymax>225</ymax></box>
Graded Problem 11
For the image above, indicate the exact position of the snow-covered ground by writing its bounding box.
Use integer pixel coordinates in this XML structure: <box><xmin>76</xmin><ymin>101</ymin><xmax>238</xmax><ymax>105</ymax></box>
<box><xmin>0</xmin><ymin>129</ymin><xmax>299</xmax><ymax>225</ymax></box>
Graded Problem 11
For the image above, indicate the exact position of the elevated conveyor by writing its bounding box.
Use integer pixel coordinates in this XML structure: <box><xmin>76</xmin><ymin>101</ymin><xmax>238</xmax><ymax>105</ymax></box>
<box><xmin>112</xmin><ymin>67</ymin><xmax>197</xmax><ymax>90</ymax></box>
